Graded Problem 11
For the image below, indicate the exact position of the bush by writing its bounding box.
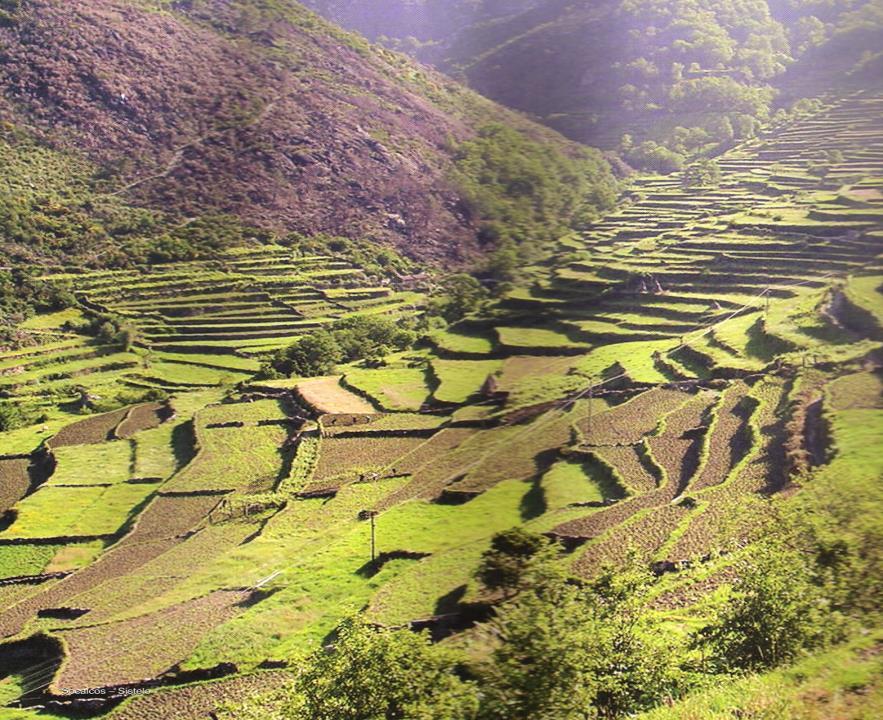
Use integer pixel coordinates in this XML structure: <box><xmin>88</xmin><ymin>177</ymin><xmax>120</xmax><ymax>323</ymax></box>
<box><xmin>477</xmin><ymin>528</ymin><xmax>551</xmax><ymax>597</ymax></box>
<box><xmin>682</xmin><ymin>158</ymin><xmax>722</xmax><ymax>188</ymax></box>
<box><xmin>669</xmin><ymin>77</ymin><xmax>774</xmax><ymax>117</ymax></box>
<box><xmin>692</xmin><ymin>544</ymin><xmax>833</xmax><ymax>672</ymax></box>
<box><xmin>627</xmin><ymin>141</ymin><xmax>685</xmax><ymax>173</ymax></box>
<box><xmin>479</xmin><ymin>560</ymin><xmax>683</xmax><ymax>720</ymax></box>
<box><xmin>221</xmin><ymin>617</ymin><xmax>480</xmax><ymax>720</ymax></box>
<box><xmin>275</xmin><ymin>330</ymin><xmax>342</xmax><ymax>378</ymax></box>
<box><xmin>427</xmin><ymin>273</ymin><xmax>489</xmax><ymax>323</ymax></box>
<box><xmin>270</xmin><ymin>316</ymin><xmax>417</xmax><ymax>377</ymax></box>
<box><xmin>0</xmin><ymin>402</ymin><xmax>34</xmax><ymax>432</ymax></box>
<box><xmin>451</xmin><ymin>124</ymin><xmax>616</xmax><ymax>252</ymax></box>
<box><xmin>0</xmin><ymin>269</ymin><xmax>75</xmax><ymax>348</ymax></box>
<box><xmin>332</xmin><ymin>316</ymin><xmax>415</xmax><ymax>363</ymax></box>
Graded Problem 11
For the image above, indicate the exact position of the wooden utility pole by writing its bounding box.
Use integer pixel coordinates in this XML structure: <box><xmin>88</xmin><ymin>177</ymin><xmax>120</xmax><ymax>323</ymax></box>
<box><xmin>359</xmin><ymin>510</ymin><xmax>379</xmax><ymax>564</ymax></box>
<box><xmin>586</xmin><ymin>375</ymin><xmax>595</xmax><ymax>445</ymax></box>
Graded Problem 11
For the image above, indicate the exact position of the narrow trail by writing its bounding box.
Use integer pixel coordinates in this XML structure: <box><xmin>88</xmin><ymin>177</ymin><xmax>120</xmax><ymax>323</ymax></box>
<box><xmin>105</xmin><ymin>93</ymin><xmax>288</xmax><ymax>199</ymax></box>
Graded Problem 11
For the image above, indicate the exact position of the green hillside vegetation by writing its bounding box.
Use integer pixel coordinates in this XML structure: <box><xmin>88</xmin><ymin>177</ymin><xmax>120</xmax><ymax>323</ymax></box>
<box><xmin>0</xmin><ymin>88</ymin><xmax>879</xmax><ymax>718</ymax></box>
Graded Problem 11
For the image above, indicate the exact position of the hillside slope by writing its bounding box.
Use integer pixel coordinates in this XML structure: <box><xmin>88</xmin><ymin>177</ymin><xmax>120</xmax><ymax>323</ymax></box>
<box><xmin>0</xmin><ymin>0</ymin><xmax>613</xmax><ymax>267</ymax></box>
<box><xmin>303</xmin><ymin>0</ymin><xmax>883</xmax><ymax>154</ymax></box>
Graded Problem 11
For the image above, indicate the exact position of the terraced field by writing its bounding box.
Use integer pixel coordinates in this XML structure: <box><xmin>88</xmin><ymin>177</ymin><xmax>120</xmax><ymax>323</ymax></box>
<box><xmin>66</xmin><ymin>248</ymin><xmax>421</xmax><ymax>355</ymax></box>
<box><xmin>0</xmin><ymin>92</ymin><xmax>880</xmax><ymax>718</ymax></box>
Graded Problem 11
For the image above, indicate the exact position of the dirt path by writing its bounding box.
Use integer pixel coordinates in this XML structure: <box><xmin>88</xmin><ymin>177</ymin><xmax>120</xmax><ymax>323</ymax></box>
<box><xmin>107</xmin><ymin>93</ymin><xmax>287</xmax><ymax>198</ymax></box>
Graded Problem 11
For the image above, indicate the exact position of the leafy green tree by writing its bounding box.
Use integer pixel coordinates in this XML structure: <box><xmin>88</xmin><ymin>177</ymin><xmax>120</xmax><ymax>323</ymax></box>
<box><xmin>793</xmin><ymin>15</ymin><xmax>827</xmax><ymax>54</ymax></box>
<box><xmin>270</xmin><ymin>315</ymin><xmax>417</xmax><ymax>377</ymax></box>
<box><xmin>477</xmin><ymin>528</ymin><xmax>552</xmax><ymax>597</ymax></box>
<box><xmin>627</xmin><ymin>141</ymin><xmax>685</xmax><ymax>173</ymax></box>
<box><xmin>0</xmin><ymin>402</ymin><xmax>30</xmax><ymax>432</ymax></box>
<box><xmin>451</xmin><ymin>123</ymin><xmax>616</xmax><ymax>254</ymax></box>
<box><xmin>331</xmin><ymin>316</ymin><xmax>415</xmax><ymax>362</ymax></box>
<box><xmin>427</xmin><ymin>273</ymin><xmax>488</xmax><ymax>323</ymax></box>
<box><xmin>222</xmin><ymin>617</ymin><xmax>479</xmax><ymax>720</ymax></box>
<box><xmin>682</xmin><ymin>158</ymin><xmax>722</xmax><ymax>188</ymax></box>
<box><xmin>669</xmin><ymin>77</ymin><xmax>774</xmax><ymax>116</ymax></box>
<box><xmin>115</xmin><ymin>323</ymin><xmax>139</xmax><ymax>351</ymax></box>
<box><xmin>479</xmin><ymin>562</ymin><xmax>681</xmax><ymax>720</ymax></box>
<box><xmin>693</xmin><ymin>544</ymin><xmax>831</xmax><ymax>672</ymax></box>
<box><xmin>96</xmin><ymin>320</ymin><xmax>119</xmax><ymax>344</ymax></box>
<box><xmin>281</xmin><ymin>330</ymin><xmax>342</xmax><ymax>377</ymax></box>
<box><xmin>486</xmin><ymin>239</ymin><xmax>519</xmax><ymax>284</ymax></box>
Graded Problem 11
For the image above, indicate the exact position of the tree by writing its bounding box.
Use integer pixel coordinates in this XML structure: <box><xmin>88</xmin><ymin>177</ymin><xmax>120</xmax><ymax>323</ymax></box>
<box><xmin>0</xmin><ymin>402</ymin><xmax>29</xmax><ymax>432</ymax></box>
<box><xmin>269</xmin><ymin>315</ymin><xmax>417</xmax><ymax>377</ymax></box>
<box><xmin>793</xmin><ymin>15</ymin><xmax>826</xmax><ymax>55</ymax></box>
<box><xmin>282</xmin><ymin>330</ymin><xmax>342</xmax><ymax>377</ymax></box>
<box><xmin>487</xmin><ymin>239</ymin><xmax>519</xmax><ymax>283</ymax></box>
<box><xmin>627</xmin><ymin>141</ymin><xmax>685</xmax><ymax>173</ymax></box>
<box><xmin>428</xmin><ymin>273</ymin><xmax>489</xmax><ymax>323</ymax></box>
<box><xmin>682</xmin><ymin>158</ymin><xmax>722</xmax><ymax>188</ymax></box>
<box><xmin>479</xmin><ymin>564</ymin><xmax>681</xmax><ymax>720</ymax></box>
<box><xmin>477</xmin><ymin>528</ymin><xmax>553</xmax><ymax>597</ymax></box>
<box><xmin>330</xmin><ymin>315</ymin><xmax>414</xmax><ymax>363</ymax></box>
<box><xmin>451</xmin><ymin>123</ymin><xmax>616</xmax><ymax>256</ymax></box>
<box><xmin>96</xmin><ymin>320</ymin><xmax>118</xmax><ymax>344</ymax></box>
<box><xmin>115</xmin><ymin>323</ymin><xmax>138</xmax><ymax>351</ymax></box>
<box><xmin>692</xmin><ymin>544</ymin><xmax>831</xmax><ymax>672</ymax></box>
<box><xmin>223</xmin><ymin>617</ymin><xmax>480</xmax><ymax>720</ymax></box>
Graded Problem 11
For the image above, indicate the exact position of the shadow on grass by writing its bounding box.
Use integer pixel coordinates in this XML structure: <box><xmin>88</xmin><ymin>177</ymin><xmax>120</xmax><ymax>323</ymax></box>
<box><xmin>171</xmin><ymin>420</ymin><xmax>197</xmax><ymax>471</ymax></box>
<box><xmin>520</xmin><ymin>448</ymin><xmax>561</xmax><ymax>521</ymax></box>
<box><xmin>745</xmin><ymin>317</ymin><xmax>795</xmax><ymax>361</ymax></box>
<box><xmin>356</xmin><ymin>550</ymin><xmax>431</xmax><ymax>578</ymax></box>
<box><xmin>434</xmin><ymin>584</ymin><xmax>467</xmax><ymax>616</ymax></box>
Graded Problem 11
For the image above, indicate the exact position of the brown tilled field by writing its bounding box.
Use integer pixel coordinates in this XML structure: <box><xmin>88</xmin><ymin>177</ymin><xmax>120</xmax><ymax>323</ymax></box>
<box><xmin>54</xmin><ymin>590</ymin><xmax>251</xmax><ymax>690</ymax></box>
<box><xmin>49</xmin><ymin>408</ymin><xmax>132</xmax><ymax>447</ymax></box>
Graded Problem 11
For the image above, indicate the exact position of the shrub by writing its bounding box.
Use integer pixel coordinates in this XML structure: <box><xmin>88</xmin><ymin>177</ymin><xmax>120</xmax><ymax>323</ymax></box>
<box><xmin>427</xmin><ymin>273</ymin><xmax>489</xmax><ymax>323</ymax></box>
<box><xmin>627</xmin><ymin>141</ymin><xmax>685</xmax><ymax>173</ymax></box>
<box><xmin>276</xmin><ymin>330</ymin><xmax>342</xmax><ymax>378</ymax></box>
<box><xmin>0</xmin><ymin>402</ymin><xmax>35</xmax><ymax>432</ymax></box>
<box><xmin>0</xmin><ymin>268</ymin><xmax>74</xmax><ymax>348</ymax></box>
<box><xmin>692</xmin><ymin>544</ymin><xmax>832</xmax><ymax>672</ymax></box>
<box><xmin>682</xmin><ymin>158</ymin><xmax>722</xmax><ymax>188</ymax></box>
<box><xmin>332</xmin><ymin>316</ymin><xmax>415</xmax><ymax>363</ymax></box>
<box><xmin>222</xmin><ymin>617</ymin><xmax>480</xmax><ymax>720</ymax></box>
<box><xmin>479</xmin><ymin>561</ymin><xmax>683</xmax><ymax>720</ymax></box>
<box><xmin>451</xmin><ymin>123</ymin><xmax>616</xmax><ymax>252</ymax></box>
<box><xmin>477</xmin><ymin>528</ymin><xmax>551</xmax><ymax>596</ymax></box>
<box><xmin>271</xmin><ymin>316</ymin><xmax>416</xmax><ymax>377</ymax></box>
